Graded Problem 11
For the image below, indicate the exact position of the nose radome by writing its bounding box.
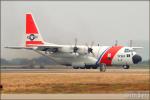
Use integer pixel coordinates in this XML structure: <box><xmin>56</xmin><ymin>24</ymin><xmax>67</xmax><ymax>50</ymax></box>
<box><xmin>132</xmin><ymin>54</ymin><xmax>142</xmax><ymax>64</ymax></box>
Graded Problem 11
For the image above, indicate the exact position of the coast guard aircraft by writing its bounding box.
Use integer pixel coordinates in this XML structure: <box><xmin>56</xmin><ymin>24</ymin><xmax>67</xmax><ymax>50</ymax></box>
<box><xmin>6</xmin><ymin>14</ymin><xmax>142</xmax><ymax>71</ymax></box>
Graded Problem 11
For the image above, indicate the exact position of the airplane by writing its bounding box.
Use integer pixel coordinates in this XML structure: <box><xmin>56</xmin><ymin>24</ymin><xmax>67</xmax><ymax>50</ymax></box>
<box><xmin>5</xmin><ymin>13</ymin><xmax>142</xmax><ymax>72</ymax></box>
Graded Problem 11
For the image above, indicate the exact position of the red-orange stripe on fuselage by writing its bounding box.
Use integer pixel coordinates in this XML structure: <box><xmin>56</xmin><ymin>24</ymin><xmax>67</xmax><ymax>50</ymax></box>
<box><xmin>26</xmin><ymin>41</ymin><xmax>44</xmax><ymax>44</ymax></box>
<box><xmin>100</xmin><ymin>46</ymin><xmax>123</xmax><ymax>66</ymax></box>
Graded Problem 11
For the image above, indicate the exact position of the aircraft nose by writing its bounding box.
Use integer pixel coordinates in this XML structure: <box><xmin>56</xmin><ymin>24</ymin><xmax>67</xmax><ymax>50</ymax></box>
<box><xmin>132</xmin><ymin>54</ymin><xmax>142</xmax><ymax>64</ymax></box>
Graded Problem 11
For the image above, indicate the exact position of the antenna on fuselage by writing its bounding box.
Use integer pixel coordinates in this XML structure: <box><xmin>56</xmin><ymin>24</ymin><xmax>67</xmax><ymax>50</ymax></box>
<box><xmin>115</xmin><ymin>40</ymin><xmax>118</xmax><ymax>46</ymax></box>
<box><xmin>130</xmin><ymin>40</ymin><xmax>133</xmax><ymax>47</ymax></box>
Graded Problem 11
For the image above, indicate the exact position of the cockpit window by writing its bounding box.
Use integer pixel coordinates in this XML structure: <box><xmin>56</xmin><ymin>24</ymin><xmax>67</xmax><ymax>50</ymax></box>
<box><xmin>124</xmin><ymin>49</ymin><xmax>130</xmax><ymax>53</ymax></box>
<box><xmin>124</xmin><ymin>48</ymin><xmax>135</xmax><ymax>53</ymax></box>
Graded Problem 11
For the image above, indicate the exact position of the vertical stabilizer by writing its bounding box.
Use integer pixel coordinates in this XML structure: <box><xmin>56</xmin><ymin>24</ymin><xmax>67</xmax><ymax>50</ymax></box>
<box><xmin>26</xmin><ymin>14</ymin><xmax>45</xmax><ymax>47</ymax></box>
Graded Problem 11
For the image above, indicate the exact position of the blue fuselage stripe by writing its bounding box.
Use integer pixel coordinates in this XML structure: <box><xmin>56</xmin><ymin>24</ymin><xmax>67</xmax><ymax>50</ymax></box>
<box><xmin>96</xmin><ymin>47</ymin><xmax>110</xmax><ymax>65</ymax></box>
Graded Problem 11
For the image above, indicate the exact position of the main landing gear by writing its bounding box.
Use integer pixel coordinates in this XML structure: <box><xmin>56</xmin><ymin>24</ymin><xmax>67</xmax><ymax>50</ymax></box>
<box><xmin>73</xmin><ymin>63</ymin><xmax>107</xmax><ymax>72</ymax></box>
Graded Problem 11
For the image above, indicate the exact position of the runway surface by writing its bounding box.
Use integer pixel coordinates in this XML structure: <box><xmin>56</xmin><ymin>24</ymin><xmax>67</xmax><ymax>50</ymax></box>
<box><xmin>1</xmin><ymin>93</ymin><xmax>149</xmax><ymax>100</ymax></box>
<box><xmin>1</xmin><ymin>68</ymin><xmax>149</xmax><ymax>73</ymax></box>
<box><xmin>1</xmin><ymin>68</ymin><xmax>149</xmax><ymax>99</ymax></box>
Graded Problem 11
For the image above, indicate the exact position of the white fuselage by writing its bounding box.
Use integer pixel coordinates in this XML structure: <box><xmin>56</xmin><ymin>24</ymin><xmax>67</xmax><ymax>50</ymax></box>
<box><xmin>44</xmin><ymin>45</ymin><xmax>136</xmax><ymax>67</ymax></box>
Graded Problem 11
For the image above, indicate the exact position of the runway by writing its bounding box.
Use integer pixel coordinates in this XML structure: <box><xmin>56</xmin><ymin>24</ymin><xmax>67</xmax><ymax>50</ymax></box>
<box><xmin>1</xmin><ymin>67</ymin><xmax>149</xmax><ymax>99</ymax></box>
<box><xmin>1</xmin><ymin>68</ymin><xmax>149</xmax><ymax>73</ymax></box>
<box><xmin>1</xmin><ymin>93</ymin><xmax>149</xmax><ymax>100</ymax></box>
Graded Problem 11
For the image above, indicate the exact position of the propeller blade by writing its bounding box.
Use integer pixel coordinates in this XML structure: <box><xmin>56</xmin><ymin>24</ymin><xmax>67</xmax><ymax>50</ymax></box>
<box><xmin>88</xmin><ymin>48</ymin><xmax>93</xmax><ymax>53</ymax></box>
<box><xmin>73</xmin><ymin>38</ymin><xmax>78</xmax><ymax>54</ymax></box>
<box><xmin>75</xmin><ymin>38</ymin><xmax>77</xmax><ymax>47</ymax></box>
<box><xmin>85</xmin><ymin>42</ymin><xmax>94</xmax><ymax>54</ymax></box>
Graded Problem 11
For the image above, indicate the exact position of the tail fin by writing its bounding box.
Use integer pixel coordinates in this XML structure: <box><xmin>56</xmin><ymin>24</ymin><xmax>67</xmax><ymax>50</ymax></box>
<box><xmin>26</xmin><ymin>13</ymin><xmax>45</xmax><ymax>47</ymax></box>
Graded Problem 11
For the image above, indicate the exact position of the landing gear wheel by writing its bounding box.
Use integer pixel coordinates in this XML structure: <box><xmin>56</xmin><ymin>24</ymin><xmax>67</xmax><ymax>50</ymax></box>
<box><xmin>122</xmin><ymin>65</ymin><xmax>130</xmax><ymax>69</ymax></box>
<box><xmin>73</xmin><ymin>66</ymin><xmax>79</xmax><ymax>69</ymax></box>
<box><xmin>99</xmin><ymin>64</ymin><xmax>106</xmax><ymax>72</ymax></box>
<box><xmin>80</xmin><ymin>67</ymin><xmax>85</xmax><ymax>69</ymax></box>
<box><xmin>86</xmin><ymin>67</ymin><xmax>91</xmax><ymax>69</ymax></box>
<box><xmin>92</xmin><ymin>66</ymin><xmax>97</xmax><ymax>69</ymax></box>
<box><xmin>85</xmin><ymin>66</ymin><xmax>91</xmax><ymax>69</ymax></box>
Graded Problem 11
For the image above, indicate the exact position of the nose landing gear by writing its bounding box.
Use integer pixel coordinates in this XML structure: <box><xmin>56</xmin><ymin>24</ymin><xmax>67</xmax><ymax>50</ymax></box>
<box><xmin>122</xmin><ymin>65</ymin><xmax>130</xmax><ymax>69</ymax></box>
<box><xmin>99</xmin><ymin>63</ymin><xmax>106</xmax><ymax>72</ymax></box>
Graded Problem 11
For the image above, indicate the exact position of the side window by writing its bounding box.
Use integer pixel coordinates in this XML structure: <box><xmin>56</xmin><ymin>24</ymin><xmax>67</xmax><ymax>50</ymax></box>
<box><xmin>127</xmin><ymin>54</ymin><xmax>130</xmax><ymax>57</ymax></box>
<box><xmin>118</xmin><ymin>55</ymin><xmax>125</xmax><ymax>58</ymax></box>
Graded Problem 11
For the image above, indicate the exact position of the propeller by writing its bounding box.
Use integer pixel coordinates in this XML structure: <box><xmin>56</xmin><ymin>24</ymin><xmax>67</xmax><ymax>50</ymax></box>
<box><xmin>73</xmin><ymin>38</ymin><xmax>79</xmax><ymax>54</ymax></box>
<box><xmin>86</xmin><ymin>41</ymin><xmax>95</xmax><ymax>56</ymax></box>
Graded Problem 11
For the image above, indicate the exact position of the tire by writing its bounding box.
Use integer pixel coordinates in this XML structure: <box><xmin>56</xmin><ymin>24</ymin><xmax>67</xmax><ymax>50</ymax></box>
<box><xmin>73</xmin><ymin>66</ymin><xmax>79</xmax><ymax>69</ymax></box>
<box><xmin>123</xmin><ymin>65</ymin><xmax>130</xmax><ymax>69</ymax></box>
<box><xmin>85</xmin><ymin>66</ymin><xmax>91</xmax><ymax>69</ymax></box>
<box><xmin>40</xmin><ymin>65</ymin><xmax>44</xmax><ymax>69</ymax></box>
<box><xmin>92</xmin><ymin>66</ymin><xmax>97</xmax><ymax>69</ymax></box>
<box><xmin>99</xmin><ymin>63</ymin><xmax>106</xmax><ymax>72</ymax></box>
<box><xmin>80</xmin><ymin>67</ymin><xmax>85</xmax><ymax>69</ymax></box>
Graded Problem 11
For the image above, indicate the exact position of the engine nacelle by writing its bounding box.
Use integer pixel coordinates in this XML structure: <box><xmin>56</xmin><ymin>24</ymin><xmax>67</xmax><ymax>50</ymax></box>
<box><xmin>59</xmin><ymin>47</ymin><xmax>73</xmax><ymax>53</ymax></box>
<box><xmin>77</xmin><ymin>47</ymin><xmax>87</xmax><ymax>54</ymax></box>
<box><xmin>60</xmin><ymin>46</ymin><xmax>87</xmax><ymax>54</ymax></box>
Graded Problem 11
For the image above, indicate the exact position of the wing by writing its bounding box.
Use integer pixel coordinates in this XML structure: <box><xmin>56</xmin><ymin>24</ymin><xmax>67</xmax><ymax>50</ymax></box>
<box><xmin>5</xmin><ymin>44</ymin><xmax>62</xmax><ymax>51</ymax></box>
<box><xmin>131</xmin><ymin>47</ymin><xmax>143</xmax><ymax>50</ymax></box>
<box><xmin>35</xmin><ymin>45</ymin><xmax>62</xmax><ymax>51</ymax></box>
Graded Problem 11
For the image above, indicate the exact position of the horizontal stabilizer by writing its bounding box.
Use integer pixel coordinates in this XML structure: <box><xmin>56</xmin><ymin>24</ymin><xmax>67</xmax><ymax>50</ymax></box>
<box><xmin>5</xmin><ymin>46</ymin><xmax>33</xmax><ymax>50</ymax></box>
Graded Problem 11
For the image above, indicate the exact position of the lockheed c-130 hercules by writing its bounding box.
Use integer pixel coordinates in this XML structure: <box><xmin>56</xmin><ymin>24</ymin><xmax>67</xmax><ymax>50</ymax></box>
<box><xmin>6</xmin><ymin>13</ymin><xmax>142</xmax><ymax>72</ymax></box>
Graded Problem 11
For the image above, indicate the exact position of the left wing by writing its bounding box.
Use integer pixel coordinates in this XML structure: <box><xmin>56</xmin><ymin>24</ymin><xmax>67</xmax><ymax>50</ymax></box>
<box><xmin>35</xmin><ymin>45</ymin><xmax>62</xmax><ymax>51</ymax></box>
<box><xmin>5</xmin><ymin>44</ymin><xmax>62</xmax><ymax>51</ymax></box>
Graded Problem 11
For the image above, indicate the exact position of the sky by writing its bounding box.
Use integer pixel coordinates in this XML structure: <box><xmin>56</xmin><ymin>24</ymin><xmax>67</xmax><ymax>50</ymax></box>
<box><xmin>1</xmin><ymin>1</ymin><xmax>149</xmax><ymax>60</ymax></box>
